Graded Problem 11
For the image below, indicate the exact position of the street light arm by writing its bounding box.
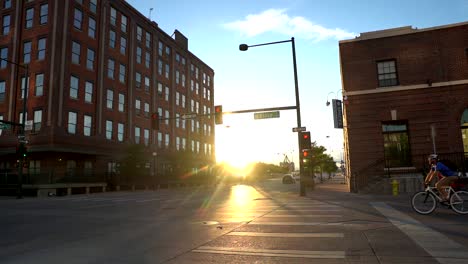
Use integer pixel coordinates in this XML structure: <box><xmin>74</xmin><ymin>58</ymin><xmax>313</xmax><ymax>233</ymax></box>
<box><xmin>0</xmin><ymin>58</ymin><xmax>28</xmax><ymax>70</ymax></box>
<box><xmin>239</xmin><ymin>39</ymin><xmax>293</xmax><ymax>50</ymax></box>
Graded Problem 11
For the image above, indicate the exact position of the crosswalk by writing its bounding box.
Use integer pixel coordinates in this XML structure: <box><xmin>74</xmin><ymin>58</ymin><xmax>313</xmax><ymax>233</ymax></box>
<box><xmin>191</xmin><ymin>198</ymin><xmax>349</xmax><ymax>261</ymax></box>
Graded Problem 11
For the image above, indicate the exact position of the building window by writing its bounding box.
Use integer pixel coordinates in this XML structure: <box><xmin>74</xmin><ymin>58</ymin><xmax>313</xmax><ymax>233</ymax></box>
<box><xmin>120</xmin><ymin>37</ymin><xmax>126</xmax><ymax>55</ymax></box>
<box><xmin>136</xmin><ymin>47</ymin><xmax>142</xmax><ymax>64</ymax></box>
<box><xmin>165</xmin><ymin>46</ymin><xmax>171</xmax><ymax>56</ymax></box>
<box><xmin>84</xmin><ymin>115</ymin><xmax>92</xmax><ymax>136</ymax></box>
<box><xmin>23</xmin><ymin>41</ymin><xmax>32</xmax><ymax>64</ymax></box>
<box><xmin>106</xmin><ymin>89</ymin><xmax>113</xmax><ymax>109</ymax></box>
<box><xmin>90</xmin><ymin>0</ymin><xmax>97</xmax><ymax>14</ymax></box>
<box><xmin>37</xmin><ymin>38</ymin><xmax>46</xmax><ymax>60</ymax></box>
<box><xmin>117</xmin><ymin>123</ymin><xmax>124</xmax><ymax>142</ymax></box>
<box><xmin>68</xmin><ymin>112</ymin><xmax>77</xmax><ymax>134</ymax></box>
<box><xmin>135</xmin><ymin>126</ymin><xmax>140</xmax><ymax>144</ymax></box>
<box><xmin>121</xmin><ymin>15</ymin><xmax>127</xmax><ymax>33</ymax></box>
<box><xmin>86</xmin><ymin>48</ymin><xmax>94</xmax><ymax>70</ymax></box>
<box><xmin>0</xmin><ymin>81</ymin><xmax>5</xmax><ymax>102</ymax></box>
<box><xmin>175</xmin><ymin>71</ymin><xmax>179</xmax><ymax>85</ymax></box>
<box><xmin>3</xmin><ymin>15</ymin><xmax>10</xmax><ymax>35</ymax></box>
<box><xmin>85</xmin><ymin>81</ymin><xmax>93</xmax><ymax>103</ymax></box>
<box><xmin>157</xmin><ymin>60</ymin><xmax>162</xmax><ymax>75</ymax></box>
<box><xmin>136</xmin><ymin>26</ymin><xmax>142</xmax><ymax>41</ymax></box>
<box><xmin>461</xmin><ymin>109</ymin><xmax>468</xmax><ymax>153</ymax></box>
<box><xmin>135</xmin><ymin>72</ymin><xmax>141</xmax><ymax>88</ymax></box>
<box><xmin>144</xmin><ymin>76</ymin><xmax>150</xmax><ymax>92</ymax></box>
<box><xmin>109</xmin><ymin>30</ymin><xmax>116</xmax><ymax>48</ymax></box>
<box><xmin>0</xmin><ymin>47</ymin><xmax>7</xmax><ymax>68</ymax></box>
<box><xmin>175</xmin><ymin>92</ymin><xmax>180</xmax><ymax>106</ymax></box>
<box><xmin>165</xmin><ymin>110</ymin><xmax>169</xmax><ymax>125</ymax></box>
<box><xmin>25</xmin><ymin>8</ymin><xmax>34</xmax><ymax>29</ymax></box>
<box><xmin>135</xmin><ymin>99</ymin><xmax>141</xmax><ymax>114</ymax></box>
<box><xmin>165</xmin><ymin>86</ymin><xmax>169</xmax><ymax>101</ymax></box>
<box><xmin>157</xmin><ymin>132</ymin><xmax>162</xmax><ymax>148</ymax></box>
<box><xmin>145</xmin><ymin>52</ymin><xmax>150</xmax><ymax>68</ymax></box>
<box><xmin>19</xmin><ymin>112</ymin><xmax>27</xmax><ymax>125</ymax></box>
<box><xmin>119</xmin><ymin>64</ymin><xmax>126</xmax><ymax>83</ymax></box>
<box><xmin>73</xmin><ymin>8</ymin><xmax>82</xmax><ymax>30</ymax></box>
<box><xmin>182</xmin><ymin>73</ymin><xmax>186</xmax><ymax>87</ymax></box>
<box><xmin>40</xmin><ymin>4</ymin><xmax>48</xmax><ymax>25</ymax></box>
<box><xmin>88</xmin><ymin>17</ymin><xmax>96</xmax><ymax>38</ymax></box>
<box><xmin>144</xmin><ymin>129</ymin><xmax>149</xmax><ymax>146</ymax></box>
<box><xmin>29</xmin><ymin>160</ymin><xmax>40</xmax><ymax>176</ymax></box>
<box><xmin>35</xmin><ymin>73</ymin><xmax>44</xmax><ymax>96</ymax></box>
<box><xmin>165</xmin><ymin>64</ymin><xmax>169</xmax><ymax>79</ymax></box>
<box><xmin>382</xmin><ymin>121</ymin><xmax>411</xmax><ymax>167</ymax></box>
<box><xmin>157</xmin><ymin>83</ymin><xmax>163</xmax><ymax>97</ymax></box>
<box><xmin>377</xmin><ymin>60</ymin><xmax>398</xmax><ymax>87</ymax></box>
<box><xmin>158</xmin><ymin>41</ymin><xmax>163</xmax><ymax>56</ymax></box>
<box><xmin>144</xmin><ymin>102</ymin><xmax>149</xmax><ymax>117</ymax></box>
<box><xmin>182</xmin><ymin>95</ymin><xmax>186</xmax><ymax>108</ymax></box>
<box><xmin>70</xmin><ymin>75</ymin><xmax>78</xmax><ymax>99</ymax></box>
<box><xmin>106</xmin><ymin>120</ymin><xmax>113</xmax><ymax>140</ymax></box>
<box><xmin>4</xmin><ymin>0</ymin><xmax>11</xmax><ymax>9</ymax></box>
<box><xmin>107</xmin><ymin>59</ymin><xmax>114</xmax><ymax>79</ymax></box>
<box><xmin>110</xmin><ymin>7</ymin><xmax>116</xmax><ymax>26</ymax></box>
<box><xmin>118</xmin><ymin>93</ymin><xmax>124</xmax><ymax>112</ymax></box>
<box><xmin>71</xmin><ymin>41</ymin><xmax>80</xmax><ymax>64</ymax></box>
<box><xmin>165</xmin><ymin>134</ymin><xmax>170</xmax><ymax>148</ymax></box>
<box><xmin>145</xmin><ymin>32</ymin><xmax>151</xmax><ymax>48</ymax></box>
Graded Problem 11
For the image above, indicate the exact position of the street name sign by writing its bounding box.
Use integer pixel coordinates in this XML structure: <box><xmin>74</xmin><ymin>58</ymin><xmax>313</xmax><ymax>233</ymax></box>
<box><xmin>0</xmin><ymin>123</ymin><xmax>11</xmax><ymax>129</ymax></box>
<box><xmin>292</xmin><ymin>127</ymin><xmax>306</xmax><ymax>132</ymax></box>
<box><xmin>181</xmin><ymin>114</ymin><xmax>197</xmax><ymax>119</ymax></box>
<box><xmin>254</xmin><ymin>111</ymin><xmax>280</xmax><ymax>120</ymax></box>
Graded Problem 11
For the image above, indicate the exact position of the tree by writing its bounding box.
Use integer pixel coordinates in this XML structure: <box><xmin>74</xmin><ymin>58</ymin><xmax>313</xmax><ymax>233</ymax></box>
<box><xmin>309</xmin><ymin>142</ymin><xmax>338</xmax><ymax>179</ymax></box>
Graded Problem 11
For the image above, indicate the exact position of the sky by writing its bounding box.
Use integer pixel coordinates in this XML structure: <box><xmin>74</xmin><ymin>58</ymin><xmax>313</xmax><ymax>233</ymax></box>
<box><xmin>127</xmin><ymin>0</ymin><xmax>467</xmax><ymax>169</ymax></box>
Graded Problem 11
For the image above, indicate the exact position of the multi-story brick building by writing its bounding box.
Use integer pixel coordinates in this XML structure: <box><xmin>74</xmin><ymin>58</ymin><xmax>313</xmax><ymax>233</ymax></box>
<box><xmin>0</xmin><ymin>0</ymin><xmax>215</xmax><ymax>187</ymax></box>
<box><xmin>339</xmin><ymin>21</ymin><xmax>468</xmax><ymax>192</ymax></box>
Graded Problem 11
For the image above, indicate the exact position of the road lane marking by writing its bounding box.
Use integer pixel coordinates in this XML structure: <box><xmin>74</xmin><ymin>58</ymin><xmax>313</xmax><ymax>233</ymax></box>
<box><xmin>371</xmin><ymin>202</ymin><xmax>468</xmax><ymax>264</ymax></box>
<box><xmin>136</xmin><ymin>198</ymin><xmax>162</xmax><ymax>203</ymax></box>
<box><xmin>227</xmin><ymin>232</ymin><xmax>344</xmax><ymax>238</ymax></box>
<box><xmin>193</xmin><ymin>246</ymin><xmax>345</xmax><ymax>259</ymax></box>
<box><xmin>249</xmin><ymin>222</ymin><xmax>324</xmax><ymax>225</ymax></box>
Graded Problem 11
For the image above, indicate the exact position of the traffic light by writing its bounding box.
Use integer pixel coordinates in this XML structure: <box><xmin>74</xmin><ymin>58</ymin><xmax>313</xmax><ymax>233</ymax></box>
<box><xmin>16</xmin><ymin>143</ymin><xmax>27</xmax><ymax>159</ymax></box>
<box><xmin>151</xmin><ymin>113</ymin><xmax>159</xmax><ymax>130</ymax></box>
<box><xmin>214</xmin><ymin>105</ymin><xmax>223</xmax><ymax>125</ymax></box>
<box><xmin>300</xmin><ymin>131</ymin><xmax>311</xmax><ymax>150</ymax></box>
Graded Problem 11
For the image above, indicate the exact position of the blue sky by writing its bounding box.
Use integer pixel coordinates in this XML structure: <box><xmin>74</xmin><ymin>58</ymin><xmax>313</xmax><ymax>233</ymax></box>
<box><xmin>127</xmin><ymin>0</ymin><xmax>467</xmax><ymax>168</ymax></box>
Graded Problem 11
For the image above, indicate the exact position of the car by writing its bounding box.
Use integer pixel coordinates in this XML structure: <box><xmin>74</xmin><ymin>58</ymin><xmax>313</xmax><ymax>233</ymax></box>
<box><xmin>282</xmin><ymin>174</ymin><xmax>296</xmax><ymax>184</ymax></box>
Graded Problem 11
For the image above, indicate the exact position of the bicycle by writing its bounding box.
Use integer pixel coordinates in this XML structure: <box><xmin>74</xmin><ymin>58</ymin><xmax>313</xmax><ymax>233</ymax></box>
<box><xmin>411</xmin><ymin>178</ymin><xmax>468</xmax><ymax>215</ymax></box>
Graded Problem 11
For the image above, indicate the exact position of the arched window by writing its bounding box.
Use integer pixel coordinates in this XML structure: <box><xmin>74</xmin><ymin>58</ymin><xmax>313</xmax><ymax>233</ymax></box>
<box><xmin>462</xmin><ymin>109</ymin><xmax>468</xmax><ymax>153</ymax></box>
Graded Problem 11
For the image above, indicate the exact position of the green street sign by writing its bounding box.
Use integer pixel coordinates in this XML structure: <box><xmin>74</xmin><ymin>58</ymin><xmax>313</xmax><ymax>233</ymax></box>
<box><xmin>0</xmin><ymin>123</ymin><xmax>11</xmax><ymax>130</ymax></box>
<box><xmin>254</xmin><ymin>111</ymin><xmax>280</xmax><ymax>120</ymax></box>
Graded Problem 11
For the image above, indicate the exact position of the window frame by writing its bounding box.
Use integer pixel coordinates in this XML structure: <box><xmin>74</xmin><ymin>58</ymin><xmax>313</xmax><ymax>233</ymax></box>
<box><xmin>377</xmin><ymin>59</ymin><xmax>399</xmax><ymax>87</ymax></box>
<box><xmin>382</xmin><ymin>120</ymin><xmax>412</xmax><ymax>168</ymax></box>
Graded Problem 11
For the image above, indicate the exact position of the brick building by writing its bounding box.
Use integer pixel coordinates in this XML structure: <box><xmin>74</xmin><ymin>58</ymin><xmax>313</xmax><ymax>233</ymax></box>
<box><xmin>339</xmin><ymin>21</ymin><xmax>468</xmax><ymax>192</ymax></box>
<box><xmin>0</xmin><ymin>0</ymin><xmax>215</xmax><ymax>188</ymax></box>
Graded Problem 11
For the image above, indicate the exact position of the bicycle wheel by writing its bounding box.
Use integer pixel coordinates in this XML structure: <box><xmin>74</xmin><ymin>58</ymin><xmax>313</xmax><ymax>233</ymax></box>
<box><xmin>450</xmin><ymin>191</ymin><xmax>468</xmax><ymax>214</ymax></box>
<box><xmin>411</xmin><ymin>191</ymin><xmax>436</xmax><ymax>214</ymax></box>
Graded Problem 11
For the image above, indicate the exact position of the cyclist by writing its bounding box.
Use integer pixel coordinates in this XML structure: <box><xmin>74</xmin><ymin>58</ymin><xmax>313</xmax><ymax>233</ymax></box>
<box><xmin>424</xmin><ymin>154</ymin><xmax>458</xmax><ymax>201</ymax></box>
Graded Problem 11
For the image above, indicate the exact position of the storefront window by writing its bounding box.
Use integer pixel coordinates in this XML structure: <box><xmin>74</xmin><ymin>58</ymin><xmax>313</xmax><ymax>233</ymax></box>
<box><xmin>461</xmin><ymin>109</ymin><xmax>468</xmax><ymax>153</ymax></box>
<box><xmin>382</xmin><ymin>121</ymin><xmax>412</xmax><ymax>167</ymax></box>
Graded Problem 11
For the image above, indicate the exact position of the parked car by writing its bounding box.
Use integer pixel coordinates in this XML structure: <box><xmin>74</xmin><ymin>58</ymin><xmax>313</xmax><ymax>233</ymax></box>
<box><xmin>282</xmin><ymin>174</ymin><xmax>296</xmax><ymax>184</ymax></box>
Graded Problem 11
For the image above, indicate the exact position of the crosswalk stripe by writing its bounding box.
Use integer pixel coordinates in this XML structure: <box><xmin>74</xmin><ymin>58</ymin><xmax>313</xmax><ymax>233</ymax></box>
<box><xmin>371</xmin><ymin>202</ymin><xmax>468</xmax><ymax>264</ymax></box>
<box><xmin>193</xmin><ymin>246</ymin><xmax>345</xmax><ymax>259</ymax></box>
<box><xmin>263</xmin><ymin>215</ymin><xmax>342</xmax><ymax>218</ymax></box>
<box><xmin>227</xmin><ymin>232</ymin><xmax>344</xmax><ymax>238</ymax></box>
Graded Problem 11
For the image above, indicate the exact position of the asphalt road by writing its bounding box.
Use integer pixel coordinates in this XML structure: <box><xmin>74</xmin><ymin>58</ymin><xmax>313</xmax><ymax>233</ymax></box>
<box><xmin>1</xmin><ymin>175</ymin><xmax>468</xmax><ymax>264</ymax></box>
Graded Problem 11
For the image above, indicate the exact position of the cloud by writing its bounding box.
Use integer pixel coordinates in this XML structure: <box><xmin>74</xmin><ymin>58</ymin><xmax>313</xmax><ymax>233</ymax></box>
<box><xmin>223</xmin><ymin>9</ymin><xmax>355</xmax><ymax>41</ymax></box>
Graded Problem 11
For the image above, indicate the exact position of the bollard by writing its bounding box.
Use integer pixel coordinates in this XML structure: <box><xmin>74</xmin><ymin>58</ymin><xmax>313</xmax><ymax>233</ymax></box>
<box><xmin>392</xmin><ymin>179</ymin><xmax>399</xmax><ymax>196</ymax></box>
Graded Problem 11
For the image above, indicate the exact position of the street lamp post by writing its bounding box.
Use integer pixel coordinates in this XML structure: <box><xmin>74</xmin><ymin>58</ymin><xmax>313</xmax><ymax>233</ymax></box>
<box><xmin>239</xmin><ymin>37</ymin><xmax>308</xmax><ymax>196</ymax></box>
<box><xmin>1</xmin><ymin>58</ymin><xmax>29</xmax><ymax>199</ymax></box>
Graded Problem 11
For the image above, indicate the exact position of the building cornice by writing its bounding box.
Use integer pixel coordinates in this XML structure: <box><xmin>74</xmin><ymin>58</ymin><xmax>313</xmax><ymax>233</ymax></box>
<box><xmin>340</xmin><ymin>21</ymin><xmax>468</xmax><ymax>43</ymax></box>
<box><xmin>345</xmin><ymin>79</ymin><xmax>468</xmax><ymax>96</ymax></box>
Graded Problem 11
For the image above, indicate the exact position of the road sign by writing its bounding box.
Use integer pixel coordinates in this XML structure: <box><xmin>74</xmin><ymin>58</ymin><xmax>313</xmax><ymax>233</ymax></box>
<box><xmin>292</xmin><ymin>127</ymin><xmax>306</xmax><ymax>132</ymax></box>
<box><xmin>25</xmin><ymin>120</ymin><xmax>33</xmax><ymax>131</ymax></box>
<box><xmin>332</xmin><ymin>99</ymin><xmax>343</xmax><ymax>129</ymax></box>
<box><xmin>0</xmin><ymin>123</ymin><xmax>11</xmax><ymax>129</ymax></box>
<box><xmin>254</xmin><ymin>111</ymin><xmax>280</xmax><ymax>120</ymax></box>
<box><xmin>181</xmin><ymin>113</ymin><xmax>197</xmax><ymax>119</ymax></box>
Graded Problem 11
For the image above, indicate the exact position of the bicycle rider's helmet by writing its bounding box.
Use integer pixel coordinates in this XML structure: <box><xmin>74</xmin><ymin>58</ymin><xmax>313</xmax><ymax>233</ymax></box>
<box><xmin>428</xmin><ymin>154</ymin><xmax>438</xmax><ymax>161</ymax></box>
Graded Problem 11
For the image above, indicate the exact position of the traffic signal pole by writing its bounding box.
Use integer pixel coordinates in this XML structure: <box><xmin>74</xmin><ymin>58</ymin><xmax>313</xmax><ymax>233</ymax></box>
<box><xmin>17</xmin><ymin>64</ymin><xmax>29</xmax><ymax>199</ymax></box>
